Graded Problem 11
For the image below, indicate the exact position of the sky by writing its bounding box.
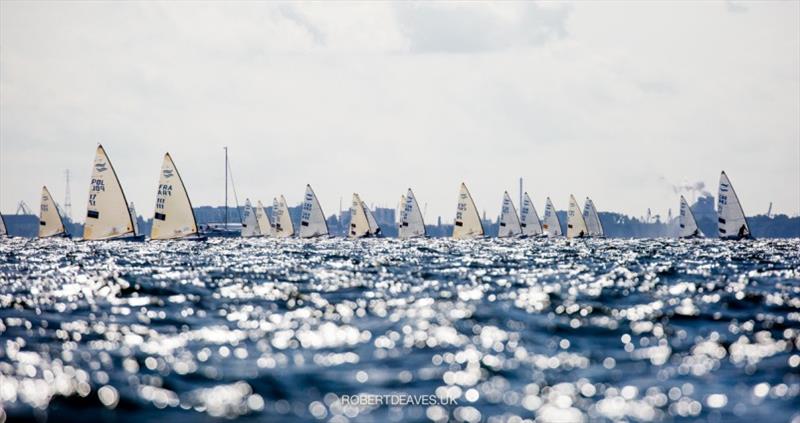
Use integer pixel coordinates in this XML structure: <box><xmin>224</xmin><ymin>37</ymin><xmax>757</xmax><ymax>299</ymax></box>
<box><xmin>1</xmin><ymin>1</ymin><xmax>798</xmax><ymax>223</ymax></box>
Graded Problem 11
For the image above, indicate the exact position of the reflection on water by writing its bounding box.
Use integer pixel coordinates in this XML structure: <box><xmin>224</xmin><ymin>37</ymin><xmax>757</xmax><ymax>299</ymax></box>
<box><xmin>0</xmin><ymin>237</ymin><xmax>798</xmax><ymax>422</ymax></box>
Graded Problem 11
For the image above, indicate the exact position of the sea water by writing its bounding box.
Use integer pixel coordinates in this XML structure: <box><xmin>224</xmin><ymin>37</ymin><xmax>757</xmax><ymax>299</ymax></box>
<box><xmin>0</xmin><ymin>237</ymin><xmax>798</xmax><ymax>422</ymax></box>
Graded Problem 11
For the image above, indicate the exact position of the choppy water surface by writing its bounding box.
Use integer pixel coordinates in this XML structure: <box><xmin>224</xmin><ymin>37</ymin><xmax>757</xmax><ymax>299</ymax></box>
<box><xmin>0</xmin><ymin>237</ymin><xmax>799</xmax><ymax>423</ymax></box>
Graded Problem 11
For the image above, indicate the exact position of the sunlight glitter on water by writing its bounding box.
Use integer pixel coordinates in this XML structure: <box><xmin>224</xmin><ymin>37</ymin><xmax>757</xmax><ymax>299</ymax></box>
<box><xmin>0</xmin><ymin>237</ymin><xmax>798</xmax><ymax>422</ymax></box>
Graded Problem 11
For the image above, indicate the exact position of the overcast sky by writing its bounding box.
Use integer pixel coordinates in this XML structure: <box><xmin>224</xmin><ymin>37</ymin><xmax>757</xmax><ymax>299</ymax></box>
<box><xmin>1</xmin><ymin>1</ymin><xmax>798</xmax><ymax>222</ymax></box>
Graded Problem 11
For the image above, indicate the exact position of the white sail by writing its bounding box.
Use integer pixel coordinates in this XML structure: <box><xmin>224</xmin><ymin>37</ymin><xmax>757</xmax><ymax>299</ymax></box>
<box><xmin>241</xmin><ymin>199</ymin><xmax>260</xmax><ymax>237</ymax></box>
<box><xmin>498</xmin><ymin>191</ymin><xmax>522</xmax><ymax>237</ymax></box>
<box><xmin>396</xmin><ymin>195</ymin><xmax>406</xmax><ymax>226</ymax></box>
<box><xmin>39</xmin><ymin>186</ymin><xmax>67</xmax><ymax>238</ymax></box>
<box><xmin>542</xmin><ymin>197</ymin><xmax>562</xmax><ymax>237</ymax></box>
<box><xmin>717</xmin><ymin>171</ymin><xmax>751</xmax><ymax>239</ymax></box>
<box><xmin>272</xmin><ymin>195</ymin><xmax>294</xmax><ymax>237</ymax></box>
<box><xmin>84</xmin><ymin>145</ymin><xmax>136</xmax><ymax>240</ymax></box>
<box><xmin>566</xmin><ymin>194</ymin><xmax>589</xmax><ymax>238</ymax></box>
<box><xmin>453</xmin><ymin>182</ymin><xmax>484</xmax><ymax>239</ymax></box>
<box><xmin>0</xmin><ymin>213</ymin><xmax>6</xmax><ymax>236</ymax></box>
<box><xmin>678</xmin><ymin>195</ymin><xmax>702</xmax><ymax>238</ymax></box>
<box><xmin>129</xmin><ymin>202</ymin><xmax>139</xmax><ymax>236</ymax></box>
<box><xmin>150</xmin><ymin>153</ymin><xmax>200</xmax><ymax>240</ymax></box>
<box><xmin>399</xmin><ymin>188</ymin><xmax>426</xmax><ymax>239</ymax></box>
<box><xmin>583</xmin><ymin>197</ymin><xmax>604</xmax><ymax>237</ymax></box>
<box><xmin>520</xmin><ymin>192</ymin><xmax>543</xmax><ymax>236</ymax></box>
<box><xmin>299</xmin><ymin>184</ymin><xmax>329</xmax><ymax>238</ymax></box>
<box><xmin>362</xmin><ymin>201</ymin><xmax>381</xmax><ymax>236</ymax></box>
<box><xmin>349</xmin><ymin>193</ymin><xmax>371</xmax><ymax>238</ymax></box>
<box><xmin>255</xmin><ymin>200</ymin><xmax>273</xmax><ymax>237</ymax></box>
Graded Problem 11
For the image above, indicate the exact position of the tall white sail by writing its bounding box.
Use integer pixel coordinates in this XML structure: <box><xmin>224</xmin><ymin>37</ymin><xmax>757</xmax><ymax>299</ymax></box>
<box><xmin>566</xmin><ymin>194</ymin><xmax>589</xmax><ymax>238</ymax></box>
<box><xmin>362</xmin><ymin>201</ymin><xmax>381</xmax><ymax>236</ymax></box>
<box><xmin>0</xmin><ymin>213</ymin><xmax>6</xmax><ymax>236</ymax></box>
<box><xmin>299</xmin><ymin>184</ymin><xmax>329</xmax><ymax>238</ymax></box>
<box><xmin>129</xmin><ymin>202</ymin><xmax>139</xmax><ymax>236</ymax></box>
<box><xmin>349</xmin><ymin>193</ymin><xmax>371</xmax><ymax>238</ymax></box>
<box><xmin>498</xmin><ymin>191</ymin><xmax>522</xmax><ymax>238</ymax></box>
<box><xmin>678</xmin><ymin>195</ymin><xmax>702</xmax><ymax>238</ymax></box>
<box><xmin>520</xmin><ymin>192</ymin><xmax>543</xmax><ymax>236</ymax></box>
<box><xmin>150</xmin><ymin>153</ymin><xmax>200</xmax><ymax>240</ymax></box>
<box><xmin>84</xmin><ymin>145</ymin><xmax>136</xmax><ymax>240</ymax></box>
<box><xmin>255</xmin><ymin>200</ymin><xmax>273</xmax><ymax>237</ymax></box>
<box><xmin>542</xmin><ymin>197</ymin><xmax>562</xmax><ymax>237</ymax></box>
<box><xmin>583</xmin><ymin>197</ymin><xmax>604</xmax><ymax>237</ymax></box>
<box><xmin>272</xmin><ymin>195</ymin><xmax>294</xmax><ymax>237</ymax></box>
<box><xmin>399</xmin><ymin>188</ymin><xmax>426</xmax><ymax>239</ymax></box>
<box><xmin>717</xmin><ymin>171</ymin><xmax>752</xmax><ymax>240</ymax></box>
<box><xmin>241</xmin><ymin>199</ymin><xmax>260</xmax><ymax>237</ymax></box>
<box><xmin>453</xmin><ymin>182</ymin><xmax>484</xmax><ymax>239</ymax></box>
<box><xmin>39</xmin><ymin>186</ymin><xmax>67</xmax><ymax>238</ymax></box>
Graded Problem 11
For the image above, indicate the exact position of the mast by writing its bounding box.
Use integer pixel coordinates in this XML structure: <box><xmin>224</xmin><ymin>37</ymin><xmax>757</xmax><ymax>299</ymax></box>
<box><xmin>224</xmin><ymin>146</ymin><xmax>228</xmax><ymax>228</ymax></box>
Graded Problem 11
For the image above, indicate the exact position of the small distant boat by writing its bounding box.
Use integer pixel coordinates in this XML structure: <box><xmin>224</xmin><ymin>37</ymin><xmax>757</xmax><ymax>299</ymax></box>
<box><xmin>678</xmin><ymin>195</ymin><xmax>703</xmax><ymax>238</ymax></box>
<box><xmin>362</xmin><ymin>201</ymin><xmax>381</xmax><ymax>236</ymax></box>
<box><xmin>453</xmin><ymin>182</ymin><xmax>484</xmax><ymax>239</ymax></box>
<box><xmin>718</xmin><ymin>171</ymin><xmax>752</xmax><ymax>240</ymax></box>
<box><xmin>84</xmin><ymin>145</ymin><xmax>143</xmax><ymax>241</ymax></box>
<box><xmin>542</xmin><ymin>197</ymin><xmax>563</xmax><ymax>237</ymax></box>
<box><xmin>0</xmin><ymin>212</ymin><xmax>6</xmax><ymax>237</ymax></box>
<box><xmin>39</xmin><ymin>186</ymin><xmax>69</xmax><ymax>238</ymax></box>
<box><xmin>583</xmin><ymin>197</ymin><xmax>604</xmax><ymax>237</ymax></box>
<box><xmin>398</xmin><ymin>188</ymin><xmax>426</xmax><ymax>239</ymax></box>
<box><xmin>255</xmin><ymin>200</ymin><xmax>273</xmax><ymax>237</ymax></box>
<box><xmin>150</xmin><ymin>153</ymin><xmax>204</xmax><ymax>240</ymax></box>
<box><xmin>299</xmin><ymin>184</ymin><xmax>329</xmax><ymax>238</ymax></box>
<box><xmin>396</xmin><ymin>194</ymin><xmax>406</xmax><ymax>227</ymax></box>
<box><xmin>241</xmin><ymin>199</ymin><xmax>261</xmax><ymax>237</ymax></box>
<box><xmin>566</xmin><ymin>194</ymin><xmax>589</xmax><ymax>238</ymax></box>
<box><xmin>272</xmin><ymin>195</ymin><xmax>294</xmax><ymax>237</ymax></box>
<box><xmin>349</xmin><ymin>193</ymin><xmax>371</xmax><ymax>238</ymax></box>
<box><xmin>498</xmin><ymin>191</ymin><xmax>522</xmax><ymax>238</ymax></box>
<box><xmin>520</xmin><ymin>192</ymin><xmax>543</xmax><ymax>236</ymax></box>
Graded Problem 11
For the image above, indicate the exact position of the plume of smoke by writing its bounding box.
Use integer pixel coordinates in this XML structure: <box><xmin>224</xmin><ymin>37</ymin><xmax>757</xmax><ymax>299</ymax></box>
<box><xmin>658</xmin><ymin>176</ymin><xmax>711</xmax><ymax>196</ymax></box>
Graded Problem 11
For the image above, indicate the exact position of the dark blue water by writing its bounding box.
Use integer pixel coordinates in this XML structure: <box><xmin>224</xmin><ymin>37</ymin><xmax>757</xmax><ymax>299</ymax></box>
<box><xmin>0</xmin><ymin>237</ymin><xmax>798</xmax><ymax>422</ymax></box>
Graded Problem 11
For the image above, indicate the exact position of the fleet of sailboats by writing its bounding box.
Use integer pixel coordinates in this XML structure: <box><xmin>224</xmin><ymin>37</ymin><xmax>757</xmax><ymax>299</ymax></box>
<box><xmin>3</xmin><ymin>146</ymin><xmax>763</xmax><ymax>242</ymax></box>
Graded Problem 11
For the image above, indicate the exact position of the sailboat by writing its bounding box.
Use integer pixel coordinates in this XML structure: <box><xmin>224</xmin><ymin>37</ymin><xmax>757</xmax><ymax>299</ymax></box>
<box><xmin>396</xmin><ymin>195</ymin><xmax>406</xmax><ymax>228</ymax></box>
<box><xmin>349</xmin><ymin>193</ymin><xmax>371</xmax><ymax>238</ymax></box>
<box><xmin>498</xmin><ymin>191</ymin><xmax>522</xmax><ymax>238</ymax></box>
<box><xmin>583</xmin><ymin>197</ymin><xmax>605</xmax><ymax>237</ymax></box>
<box><xmin>150</xmin><ymin>153</ymin><xmax>203</xmax><ymax>240</ymax></box>
<box><xmin>362</xmin><ymin>201</ymin><xmax>381</xmax><ymax>236</ymax></box>
<box><xmin>255</xmin><ymin>201</ymin><xmax>272</xmax><ymax>236</ymax></box>
<box><xmin>678</xmin><ymin>195</ymin><xmax>703</xmax><ymax>238</ymax></box>
<box><xmin>39</xmin><ymin>186</ymin><xmax>69</xmax><ymax>238</ymax></box>
<box><xmin>542</xmin><ymin>197</ymin><xmax>563</xmax><ymax>237</ymax></box>
<box><xmin>241</xmin><ymin>199</ymin><xmax>261</xmax><ymax>237</ymax></box>
<box><xmin>129</xmin><ymin>202</ymin><xmax>140</xmax><ymax>237</ymax></box>
<box><xmin>0</xmin><ymin>212</ymin><xmax>6</xmax><ymax>237</ymax></box>
<box><xmin>520</xmin><ymin>192</ymin><xmax>543</xmax><ymax>236</ymax></box>
<box><xmin>272</xmin><ymin>195</ymin><xmax>294</xmax><ymax>237</ymax></box>
<box><xmin>718</xmin><ymin>171</ymin><xmax>752</xmax><ymax>240</ymax></box>
<box><xmin>566</xmin><ymin>194</ymin><xmax>589</xmax><ymax>238</ymax></box>
<box><xmin>453</xmin><ymin>182</ymin><xmax>484</xmax><ymax>239</ymax></box>
<box><xmin>299</xmin><ymin>184</ymin><xmax>329</xmax><ymax>238</ymax></box>
<box><xmin>84</xmin><ymin>145</ymin><xmax>143</xmax><ymax>241</ymax></box>
<box><xmin>398</xmin><ymin>188</ymin><xmax>426</xmax><ymax>239</ymax></box>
